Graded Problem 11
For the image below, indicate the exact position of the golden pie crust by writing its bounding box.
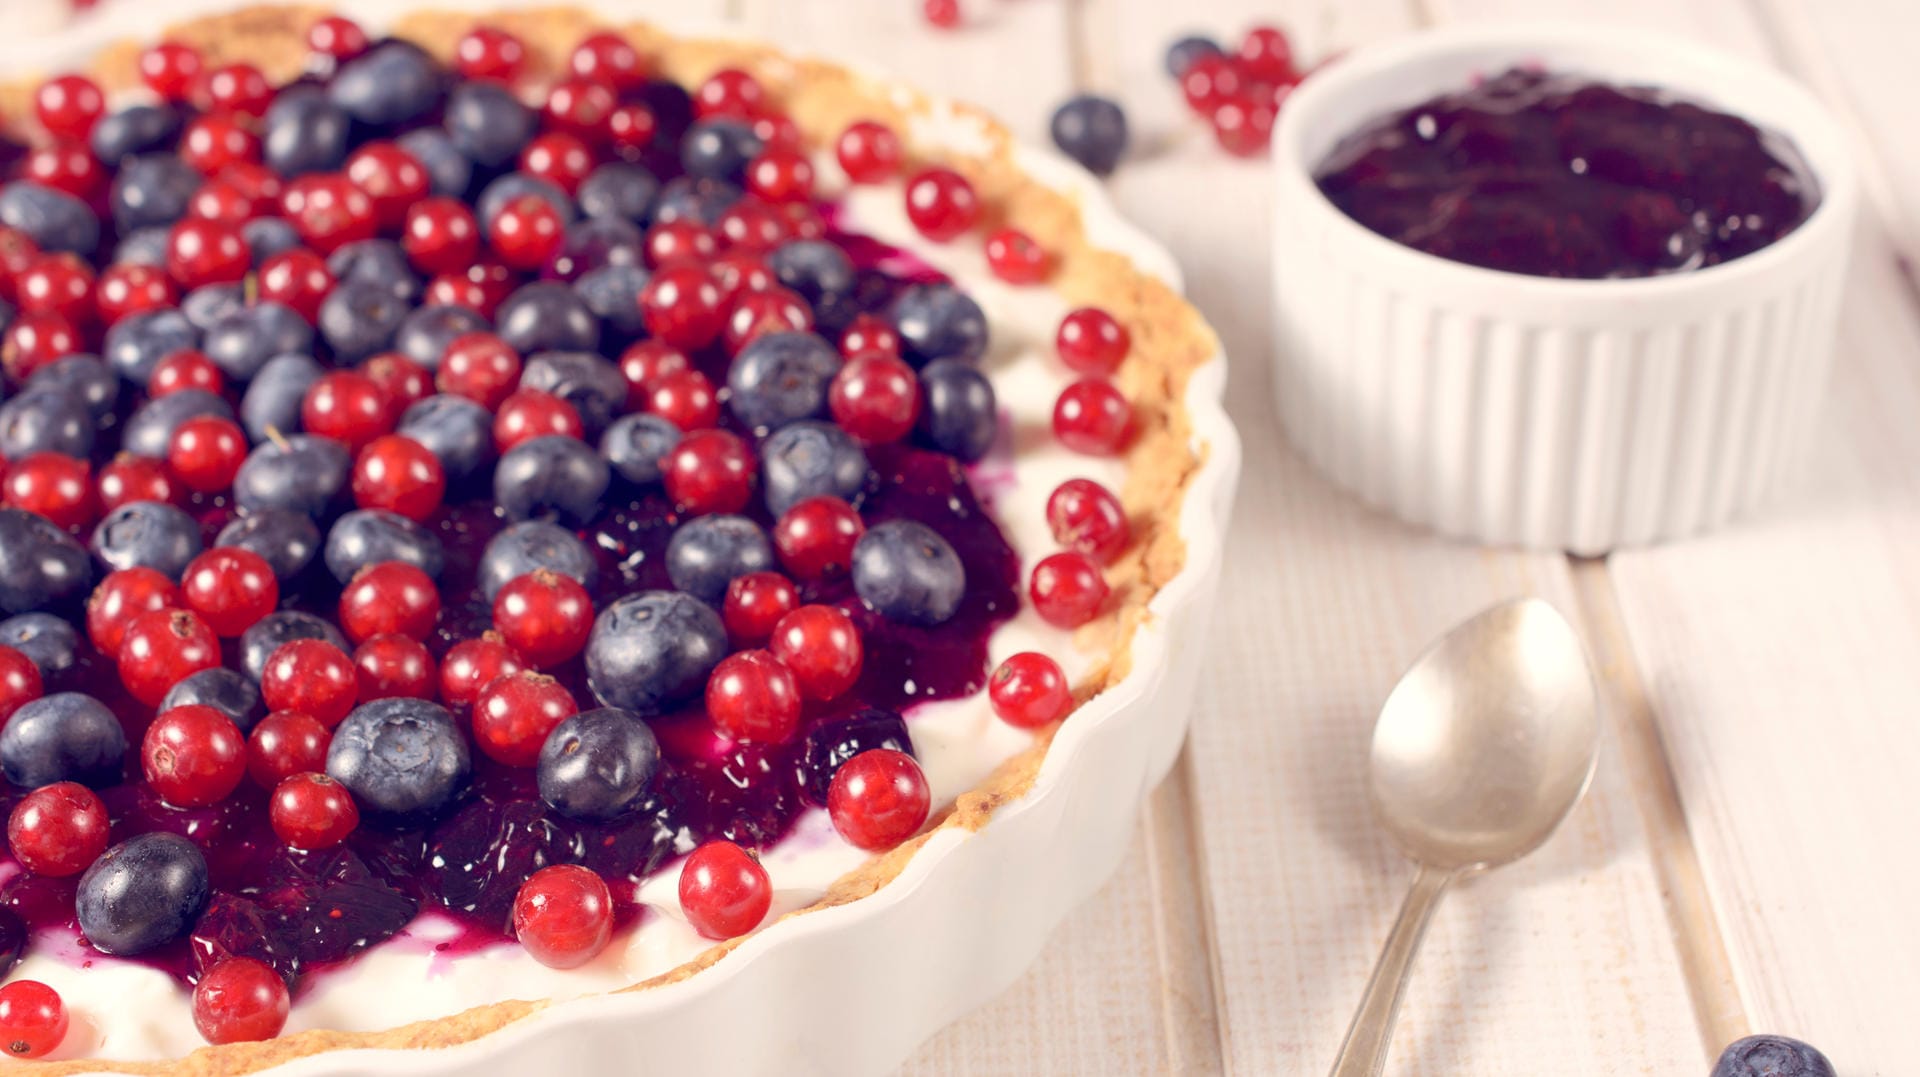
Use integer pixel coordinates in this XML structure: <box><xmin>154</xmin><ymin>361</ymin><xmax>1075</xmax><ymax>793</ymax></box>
<box><xmin>0</xmin><ymin>7</ymin><xmax>1219</xmax><ymax>1072</ymax></box>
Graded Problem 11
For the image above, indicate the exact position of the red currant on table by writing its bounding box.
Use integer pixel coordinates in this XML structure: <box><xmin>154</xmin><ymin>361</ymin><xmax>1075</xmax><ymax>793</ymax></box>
<box><xmin>770</xmin><ymin>604</ymin><xmax>864</xmax><ymax>701</ymax></box>
<box><xmin>706</xmin><ymin>650</ymin><xmax>803</xmax><ymax>743</ymax></box>
<box><xmin>1046</xmin><ymin>478</ymin><xmax>1131</xmax><ymax>562</ymax></box>
<box><xmin>990</xmin><ymin>651</ymin><xmax>1072</xmax><ymax>728</ymax></box>
<box><xmin>96</xmin><ymin>263</ymin><xmax>178</xmax><ymax>325</ymax></box>
<box><xmin>569</xmin><ymin>31</ymin><xmax>646</xmax><ymax>91</ymax></box>
<box><xmin>513</xmin><ymin>863</ymin><xmax>614</xmax><ymax>969</ymax></box>
<box><xmin>302</xmin><ymin>370</ymin><xmax>393</xmax><ymax>452</ymax></box>
<box><xmin>6</xmin><ymin>782</ymin><xmax>107</xmax><ymax>877</ymax></box>
<box><xmin>0</xmin><ymin>645</ymin><xmax>42</xmax><ymax>725</ymax></box>
<box><xmin>354</xmin><ymin>633</ymin><xmax>436</xmax><ymax>701</ymax></box>
<box><xmin>694</xmin><ymin>69</ymin><xmax>767</xmax><ymax>119</ymax></box>
<box><xmin>494</xmin><ymin>389</ymin><xmax>585</xmax><ymax>452</ymax></box>
<box><xmin>827</xmin><ymin>748</ymin><xmax>930</xmax><ymax>851</ymax></box>
<box><xmin>339</xmin><ymin>561</ymin><xmax>441</xmax><ymax>643</ymax></box>
<box><xmin>192</xmin><ymin>957</ymin><xmax>289</xmax><ymax>1045</ymax></box>
<box><xmin>87</xmin><ymin>566</ymin><xmax>178</xmax><ymax>654</ymax></box>
<box><xmin>678</xmin><ymin>839</ymin><xmax>771</xmax><ymax>940</ymax></box>
<box><xmin>142</xmin><ymin>703</ymin><xmax>248</xmax><ymax>808</ymax></box>
<box><xmin>836</xmin><ymin>120</ymin><xmax>904</xmax><ymax>184</ymax></box>
<box><xmin>248</xmin><ymin>711</ymin><xmax>333</xmax><ymax>790</ymax></box>
<box><xmin>520</xmin><ymin>132</ymin><xmax>596</xmax><ymax>196</ymax></box>
<box><xmin>261</xmin><ymin>638</ymin><xmax>358</xmax><ymax>727</ymax></box>
<box><xmin>271</xmin><ymin>772</ymin><xmax>360</xmax><ymax>850</ymax></box>
<box><xmin>1056</xmin><ymin>307</ymin><xmax>1130</xmax><ymax>374</ymax></box>
<box><xmin>647</xmin><ymin>369</ymin><xmax>722</xmax><ymax>432</ymax></box>
<box><xmin>402</xmin><ymin>196</ymin><xmax>481</xmax><ymax>276</ymax></box>
<box><xmin>985</xmin><ymin>227</ymin><xmax>1051</xmax><ymax>284</ymax></box>
<box><xmin>903</xmin><ymin>168</ymin><xmax>980</xmax><ymax>242</ymax></box>
<box><xmin>829</xmin><ymin>355</ymin><xmax>920</xmax><ymax>444</ymax></box>
<box><xmin>1052</xmin><ymin>378</ymin><xmax>1134</xmax><ymax>455</ymax></box>
<box><xmin>640</xmin><ymin>264</ymin><xmax>725</xmax><ymax>350</ymax></box>
<box><xmin>180</xmin><ymin>547</ymin><xmax>279</xmax><ymax>637</ymax></box>
<box><xmin>352</xmin><ymin>434</ymin><xmax>446</xmax><ymax>522</ymax></box>
<box><xmin>472</xmin><ymin>670</ymin><xmax>577</xmax><ymax>766</ymax></box>
<box><xmin>662</xmin><ymin>428</ymin><xmax>756</xmax><ymax>516</ymax></box>
<box><xmin>34</xmin><ymin>74</ymin><xmax>104</xmax><ymax>140</ymax></box>
<box><xmin>166</xmin><ymin>218</ymin><xmax>250</xmax><ymax>289</ymax></box>
<box><xmin>543</xmin><ymin>77</ymin><xmax>617</xmax><ymax>139</ymax></box>
<box><xmin>772</xmin><ymin>497</ymin><xmax>866</xmax><ymax>581</ymax></box>
<box><xmin>150</xmin><ymin>349</ymin><xmax>225</xmax><ymax>398</ymax></box>
<box><xmin>98</xmin><ymin>454</ymin><xmax>176</xmax><ymax>512</ymax></box>
<box><xmin>139</xmin><ymin>41</ymin><xmax>204</xmax><ymax>102</ymax></box>
<box><xmin>440</xmin><ymin>633</ymin><xmax>526</xmax><ymax>711</ymax></box>
<box><xmin>166</xmin><ymin>415</ymin><xmax>248</xmax><ymax>494</ymax></box>
<box><xmin>455</xmin><ymin>25</ymin><xmax>527</xmax><ymax>83</ymax></box>
<box><xmin>306</xmin><ymin>14</ymin><xmax>369</xmax><ymax>61</ymax></box>
<box><xmin>437</xmin><ymin>332</ymin><xmax>523</xmax><ymax>410</ymax></box>
<box><xmin>722</xmin><ymin>572</ymin><xmax>799</xmax><ymax>645</ymax></box>
<box><xmin>3</xmin><ymin>452</ymin><xmax>94</xmax><ymax>531</ymax></box>
<box><xmin>488</xmin><ymin>194</ymin><xmax>565</xmax><ymax>271</ymax></box>
<box><xmin>0</xmin><ymin>980</ymin><xmax>68</xmax><ymax>1059</ymax></box>
<box><xmin>257</xmin><ymin>248</ymin><xmax>334</xmax><ymax>324</ymax></box>
<box><xmin>118</xmin><ymin>608</ymin><xmax>221</xmax><ymax>707</ymax></box>
<box><xmin>346</xmin><ymin>142</ymin><xmax>431</xmax><ymax>230</ymax></box>
<box><xmin>1029</xmin><ymin>550</ymin><xmax>1111</xmax><ymax>628</ymax></box>
<box><xmin>492</xmin><ymin>569</ymin><xmax>594</xmax><ymax>669</ymax></box>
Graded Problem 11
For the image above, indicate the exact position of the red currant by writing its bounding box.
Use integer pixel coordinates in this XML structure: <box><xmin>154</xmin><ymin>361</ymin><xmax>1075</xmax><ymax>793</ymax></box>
<box><xmin>339</xmin><ymin>561</ymin><xmax>441</xmax><ymax>643</ymax></box>
<box><xmin>353</xmin><ymin>633</ymin><xmax>436</xmax><ymax>701</ymax></box>
<box><xmin>302</xmin><ymin>370</ymin><xmax>392</xmax><ymax>452</ymax></box>
<box><xmin>440</xmin><ymin>633</ymin><xmax>526</xmax><ymax>711</ymax></box>
<box><xmin>472</xmin><ymin>670</ymin><xmax>577</xmax><ymax>766</ymax></box>
<box><xmin>711</xmin><ymin>250</ymin><xmax>777</xmax><ymax>306</ymax></box>
<box><xmin>0</xmin><ymin>646</ymin><xmax>42</xmax><ymax>725</ymax></box>
<box><xmin>836</xmin><ymin>120</ymin><xmax>902</xmax><ymax>183</ymax></box>
<box><xmin>607</xmin><ymin>104</ymin><xmax>659</xmax><ymax>156</ymax></box>
<box><xmin>520</xmin><ymin>132</ymin><xmax>596</xmax><ymax>196</ymax></box>
<box><xmin>904</xmin><ymin>168</ymin><xmax>979</xmax><ymax>241</ymax></box>
<box><xmin>150</xmin><ymin>349</ymin><xmax>224</xmax><ymax>398</ymax></box>
<box><xmin>191</xmin><ymin>957</ymin><xmax>288</xmax><ymax>1045</ymax></box>
<box><xmin>270</xmin><ymin>772</ymin><xmax>360</xmax><ymax>850</ymax></box>
<box><xmin>544</xmin><ymin>77</ymin><xmax>617</xmax><ymax>140</ymax></box>
<box><xmin>280</xmin><ymin>172</ymin><xmax>377</xmax><ymax>253</ymax></box>
<box><xmin>829</xmin><ymin>355</ymin><xmax>919</xmax><ymax>443</ymax></box>
<box><xmin>772</xmin><ymin>497</ymin><xmax>865</xmax><ymax>581</ymax></box>
<box><xmin>257</xmin><ymin>248</ymin><xmax>334</xmax><ymax>324</ymax></box>
<box><xmin>714</xmin><ymin>198</ymin><xmax>790</xmax><ymax>254</ymax></box>
<box><xmin>750</xmin><ymin>113</ymin><xmax>804</xmax><ymax>154</ymax></box>
<box><xmin>1029</xmin><ymin>550</ymin><xmax>1110</xmax><ymax>628</ymax></box>
<box><xmin>12</xmin><ymin>254</ymin><xmax>93</xmax><ymax>325</ymax></box>
<box><xmin>95</xmin><ymin>263</ymin><xmax>178</xmax><ymax>325</ymax></box>
<box><xmin>180</xmin><ymin>114</ymin><xmax>259</xmax><ymax>175</ymax></box>
<box><xmin>361</xmin><ymin>353</ymin><xmax>434</xmax><ymax>416</ymax></box>
<box><xmin>425</xmin><ymin>258</ymin><xmax>516</xmax><ymax>319</ymax></box>
<box><xmin>1</xmin><ymin>311</ymin><xmax>77</xmax><ymax>381</ymax></box>
<box><xmin>769</xmin><ymin>604</ymin><xmax>863</xmax><ymax>701</ymax></box>
<box><xmin>1056</xmin><ymin>308</ymin><xmax>1129</xmax><ymax>374</ymax></box>
<box><xmin>722</xmin><ymin>572</ymin><xmax>798</xmax><ymax>645</ymax></box>
<box><xmin>1046</xmin><ymin>478</ymin><xmax>1130</xmax><ymax>562</ymax></box>
<box><xmin>617</xmin><ymin>340</ymin><xmax>691</xmax><ymax>408</ymax></box>
<box><xmin>694</xmin><ymin>69</ymin><xmax>766</xmax><ymax>119</ymax></box>
<box><xmin>179</xmin><ymin>547</ymin><xmax>278</xmax><ymax>637</ymax></box>
<box><xmin>142</xmin><ymin>703</ymin><xmax>248</xmax><ymax>807</ymax></box>
<box><xmin>1052</xmin><ymin>379</ymin><xmax>1133</xmax><ymax>455</ymax></box>
<box><xmin>644</xmin><ymin>219</ymin><xmax>718</xmax><ymax>269</ymax></box>
<box><xmin>827</xmin><ymin>748</ymin><xmax>929</xmax><ymax>850</ymax></box>
<box><xmin>400</xmin><ymin>196</ymin><xmax>480</xmax><ymax>276</ymax></box>
<box><xmin>118</xmin><ymin>608</ymin><xmax>220</xmax><ymax>706</ymax></box>
<box><xmin>351</xmin><ymin>435</ymin><xmax>445</xmax><ymax>522</ymax></box>
<box><xmin>647</xmin><ymin>369</ymin><xmax>722</xmax><ymax>432</ymax></box>
<box><xmin>494</xmin><ymin>389</ymin><xmax>584</xmax><ymax>452</ymax></box>
<box><xmin>199</xmin><ymin>62</ymin><xmax>273</xmax><ymax>118</ymax></box>
<box><xmin>706</xmin><ymin>650</ymin><xmax>802</xmax><ymax>743</ymax></box>
<box><xmin>1181</xmin><ymin>54</ymin><xmax>1245</xmax><ymax>114</ymax></box>
<box><xmin>489</xmin><ymin>193</ymin><xmax>565</xmax><ymax>271</ymax></box>
<box><xmin>746</xmin><ymin>149</ymin><xmax>815</xmax><ymax>204</ymax></box>
<box><xmin>98</xmin><ymin>454</ymin><xmax>176</xmax><ymax>511</ymax></box>
<box><xmin>87</xmin><ymin>566</ymin><xmax>178</xmax><ymax>654</ymax></box>
<box><xmin>512</xmin><ymin>864</ymin><xmax>614</xmax><ymax>969</ymax></box>
<box><xmin>6</xmin><ymin>782</ymin><xmax>107</xmax><ymax>877</ymax></box>
<box><xmin>640</xmin><ymin>264</ymin><xmax>724</xmax><ymax>350</ymax></box>
<box><xmin>722</xmin><ymin>287</ymin><xmax>811</xmax><ymax>354</ymax></box>
<box><xmin>188</xmin><ymin>179</ymin><xmax>260</xmax><ymax>228</ymax></box>
<box><xmin>989</xmin><ymin>651</ymin><xmax>1072</xmax><ymax>728</ymax></box>
<box><xmin>306</xmin><ymin>15</ymin><xmax>369</xmax><ymax>60</ymax></box>
<box><xmin>1212</xmin><ymin>95</ymin><xmax>1278</xmax><ymax>157</ymax></box>
<box><xmin>261</xmin><ymin>639</ymin><xmax>358</xmax><ymax>727</ymax></box>
<box><xmin>3</xmin><ymin>452</ymin><xmax>94</xmax><ymax>531</ymax></box>
<box><xmin>455</xmin><ymin>25</ymin><xmax>527</xmax><ymax>83</ymax></box>
<box><xmin>662</xmin><ymin>429</ymin><xmax>755</xmax><ymax>516</ymax></box>
<box><xmin>139</xmin><ymin>41</ymin><xmax>204</xmax><ymax>102</ymax></box>
<box><xmin>22</xmin><ymin>143</ymin><xmax>104</xmax><ymax>200</ymax></box>
<box><xmin>491</xmin><ymin>569</ymin><xmax>593</xmax><ymax>670</ymax></box>
<box><xmin>678</xmin><ymin>839</ymin><xmax>771</xmax><ymax>939</ymax></box>
<box><xmin>166</xmin><ymin>415</ymin><xmax>248</xmax><ymax>494</ymax></box>
<box><xmin>923</xmin><ymin>0</ymin><xmax>962</xmax><ymax>29</ymax></box>
<box><xmin>839</xmin><ymin>314</ymin><xmax>902</xmax><ymax>362</ymax></box>
<box><xmin>0</xmin><ymin>980</ymin><xmax>67</xmax><ymax>1059</ymax></box>
<box><xmin>166</xmin><ymin>218</ymin><xmax>250</xmax><ymax>289</ymax></box>
<box><xmin>1237</xmin><ymin>25</ymin><xmax>1296</xmax><ymax>82</ymax></box>
<box><xmin>437</xmin><ymin>332</ymin><xmax>523</xmax><ymax>409</ymax></box>
<box><xmin>985</xmin><ymin>227</ymin><xmax>1051</xmax><ymax>284</ymax></box>
<box><xmin>346</xmin><ymin>142</ymin><xmax>430</xmax><ymax>230</ymax></box>
<box><xmin>34</xmin><ymin>75</ymin><xmax>104</xmax><ymax>140</ymax></box>
<box><xmin>569</xmin><ymin>31</ymin><xmax>645</xmax><ymax>91</ymax></box>
<box><xmin>247</xmin><ymin>711</ymin><xmax>331</xmax><ymax>790</ymax></box>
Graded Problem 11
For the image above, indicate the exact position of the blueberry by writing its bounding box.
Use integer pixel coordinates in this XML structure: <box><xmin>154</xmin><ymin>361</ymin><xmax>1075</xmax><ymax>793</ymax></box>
<box><xmin>495</xmin><ymin>281</ymin><xmax>599</xmax><ymax>356</ymax></box>
<box><xmin>239</xmin><ymin>610</ymin><xmax>349</xmax><ymax>682</ymax></box>
<box><xmin>0</xmin><ymin>182</ymin><xmax>99</xmax><ymax>255</ymax></box>
<box><xmin>27</xmin><ymin>355</ymin><xmax>117</xmax><ymax>419</ymax></box>
<box><xmin>329</xmin><ymin>42</ymin><xmax>443</xmax><ymax>127</ymax></box>
<box><xmin>650</xmin><ymin>175</ymin><xmax>742</xmax><ymax>227</ymax></box>
<box><xmin>263</xmin><ymin>87</ymin><xmax>350</xmax><ymax>176</ymax></box>
<box><xmin>104</xmin><ymin>308</ymin><xmax>198</xmax><ymax>386</ymax></box>
<box><xmin>478</xmin><ymin>519</ymin><xmax>598</xmax><ymax>602</ymax></box>
<box><xmin>1165</xmin><ymin>34</ymin><xmax>1224</xmax><ymax>77</ymax></box>
<box><xmin>216</xmin><ymin>509</ymin><xmax>321</xmax><ymax>581</ymax></box>
<box><xmin>239</xmin><ymin>353</ymin><xmax>323</xmax><ymax>442</ymax></box>
<box><xmin>800</xmin><ymin>708</ymin><xmax>913</xmax><ymax>805</ymax></box>
<box><xmin>233</xmin><ymin>434</ymin><xmax>350</xmax><ymax>517</ymax></box>
<box><xmin>916</xmin><ymin>358</ymin><xmax>998</xmax><ymax>462</ymax></box>
<box><xmin>494</xmin><ymin>435</ymin><xmax>611</xmax><ymax>525</ymax></box>
<box><xmin>728</xmin><ymin>331</ymin><xmax>838</xmax><ymax>432</ymax></box>
<box><xmin>665</xmin><ymin>515</ymin><xmax>775</xmax><ymax>604</ymax></box>
<box><xmin>160</xmin><ymin>668</ymin><xmax>265</xmax><ymax>733</ymax></box>
<box><xmin>681</xmin><ymin>119</ymin><xmax>764</xmax><ymax>183</ymax></box>
<box><xmin>327</xmin><ymin>697</ymin><xmax>470</xmax><ymax>823</ymax></box>
<box><xmin>76</xmin><ymin>833</ymin><xmax>208</xmax><ymax>956</ymax></box>
<box><xmin>601</xmin><ymin>413</ymin><xmax>681</xmax><ymax>487</ymax></box>
<box><xmin>394</xmin><ymin>304</ymin><xmax>487</xmax><ymax>369</ymax></box>
<box><xmin>444</xmin><ymin>81</ymin><xmax>535</xmax><ymax>169</ymax></box>
<box><xmin>853</xmin><ymin>519</ymin><xmax>966</xmax><ymax>626</ymax></box>
<box><xmin>204</xmin><ymin>301</ymin><xmax>313</xmax><ymax>382</ymax></box>
<box><xmin>398</xmin><ymin>395</ymin><xmax>493</xmax><ymax>481</ymax></box>
<box><xmin>327</xmin><ymin>239</ymin><xmax>420</xmax><ymax>303</ymax></box>
<box><xmin>767</xmin><ymin>240</ymin><xmax>855</xmax><ymax>307</ymax></box>
<box><xmin>122</xmin><ymin>389</ymin><xmax>233</xmax><ymax>459</ymax></box>
<box><xmin>324</xmin><ymin>509</ymin><xmax>445</xmax><ymax>583</ymax></box>
<box><xmin>585</xmin><ymin>590</ymin><xmax>727</xmax><ymax>715</ymax></box>
<box><xmin>91</xmin><ymin>501</ymin><xmax>201</xmax><ymax>579</ymax></box>
<box><xmin>243</xmin><ymin>217</ymin><xmax>302</xmax><ymax>263</ymax></box>
<box><xmin>318</xmin><ymin>278</ymin><xmax>410</xmax><ymax>362</ymax></box>
<box><xmin>181</xmin><ymin>282</ymin><xmax>247</xmax><ymax>330</ymax></box>
<box><xmin>113</xmin><ymin>227</ymin><xmax>170</xmax><ymax>267</ymax></box>
<box><xmin>890</xmin><ymin>283</ymin><xmax>989</xmax><ymax>367</ymax></box>
<box><xmin>398</xmin><ymin>128</ymin><xmax>472</xmax><ymax>198</ymax></box>
<box><xmin>1050</xmin><ymin>94</ymin><xmax>1130</xmax><ymax>176</ymax></box>
<box><xmin>0</xmin><ymin>510</ymin><xmax>89</xmax><ymax>614</ymax></box>
<box><xmin>1710</xmin><ymin>1035</ymin><xmax>1835</xmax><ymax>1077</ymax></box>
<box><xmin>0</xmin><ymin>613</ymin><xmax>78</xmax><ymax>677</ymax></box>
<box><xmin>578</xmin><ymin>163</ymin><xmax>659</xmax><ymax>223</ymax></box>
<box><xmin>537</xmin><ymin>707</ymin><xmax>660</xmax><ymax>820</ymax></box>
<box><xmin>0</xmin><ymin>387</ymin><xmax>95</xmax><ymax>460</ymax></box>
<box><xmin>0</xmin><ymin>692</ymin><xmax>126</xmax><ymax>788</ymax></box>
<box><xmin>549</xmin><ymin>216</ymin><xmax>644</xmax><ymax>282</ymax></box>
<box><xmin>476</xmin><ymin>174</ymin><xmax>574</xmax><ymax>232</ymax></box>
<box><xmin>520</xmin><ymin>351</ymin><xmax>626</xmax><ymax>436</ymax></box>
<box><xmin>90</xmin><ymin>105</ymin><xmax>182</xmax><ymax>164</ymax></box>
<box><xmin>761</xmin><ymin>420</ymin><xmax>868</xmax><ymax>517</ymax></box>
<box><xmin>573</xmin><ymin>263</ymin><xmax>650</xmax><ymax>338</ymax></box>
<box><xmin>110</xmin><ymin>154</ymin><xmax>199</xmax><ymax>233</ymax></box>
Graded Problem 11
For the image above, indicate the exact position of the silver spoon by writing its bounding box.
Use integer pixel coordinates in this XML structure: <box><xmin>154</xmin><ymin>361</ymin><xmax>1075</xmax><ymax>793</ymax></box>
<box><xmin>1329</xmin><ymin>598</ymin><xmax>1600</xmax><ymax>1077</ymax></box>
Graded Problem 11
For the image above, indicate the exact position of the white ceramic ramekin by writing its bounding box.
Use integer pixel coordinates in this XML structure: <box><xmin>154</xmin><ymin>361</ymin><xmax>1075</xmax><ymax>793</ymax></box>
<box><xmin>1271</xmin><ymin>24</ymin><xmax>1857</xmax><ymax>554</ymax></box>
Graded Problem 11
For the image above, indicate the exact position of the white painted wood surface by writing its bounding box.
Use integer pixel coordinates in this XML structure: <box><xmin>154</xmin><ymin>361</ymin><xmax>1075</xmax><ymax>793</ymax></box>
<box><xmin>26</xmin><ymin>0</ymin><xmax>1920</xmax><ymax>1072</ymax></box>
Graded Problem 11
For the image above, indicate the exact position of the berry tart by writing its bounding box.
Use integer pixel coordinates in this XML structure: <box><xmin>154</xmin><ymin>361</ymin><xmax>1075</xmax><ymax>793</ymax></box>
<box><xmin>0</xmin><ymin>6</ymin><xmax>1235</xmax><ymax>1072</ymax></box>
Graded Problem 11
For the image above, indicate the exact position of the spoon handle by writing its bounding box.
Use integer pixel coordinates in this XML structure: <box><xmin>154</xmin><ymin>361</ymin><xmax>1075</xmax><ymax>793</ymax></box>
<box><xmin>1328</xmin><ymin>864</ymin><xmax>1454</xmax><ymax>1077</ymax></box>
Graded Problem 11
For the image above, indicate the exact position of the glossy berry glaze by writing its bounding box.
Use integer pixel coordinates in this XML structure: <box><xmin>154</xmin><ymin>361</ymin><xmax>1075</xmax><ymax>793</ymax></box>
<box><xmin>1314</xmin><ymin>67</ymin><xmax>1820</xmax><ymax>278</ymax></box>
<box><xmin>0</xmin><ymin>38</ymin><xmax>1020</xmax><ymax>1000</ymax></box>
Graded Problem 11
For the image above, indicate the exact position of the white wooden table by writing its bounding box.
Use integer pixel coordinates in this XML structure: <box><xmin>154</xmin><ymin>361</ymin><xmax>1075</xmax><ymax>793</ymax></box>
<box><xmin>35</xmin><ymin>0</ymin><xmax>1917</xmax><ymax>1072</ymax></box>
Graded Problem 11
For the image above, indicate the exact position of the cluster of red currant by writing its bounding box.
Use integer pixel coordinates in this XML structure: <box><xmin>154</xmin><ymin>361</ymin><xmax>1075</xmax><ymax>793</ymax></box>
<box><xmin>1174</xmin><ymin>24</ymin><xmax>1320</xmax><ymax>158</ymax></box>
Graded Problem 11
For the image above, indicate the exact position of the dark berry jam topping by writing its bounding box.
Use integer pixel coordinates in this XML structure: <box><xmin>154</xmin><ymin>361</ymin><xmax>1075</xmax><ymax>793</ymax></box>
<box><xmin>1314</xmin><ymin>68</ymin><xmax>1820</xmax><ymax>279</ymax></box>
